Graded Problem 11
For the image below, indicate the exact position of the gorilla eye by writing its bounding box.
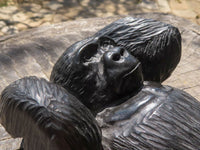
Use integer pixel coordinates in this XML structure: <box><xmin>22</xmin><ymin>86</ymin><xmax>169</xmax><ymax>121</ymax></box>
<box><xmin>99</xmin><ymin>37</ymin><xmax>116</xmax><ymax>48</ymax></box>
<box><xmin>80</xmin><ymin>44</ymin><xmax>98</xmax><ymax>62</ymax></box>
<box><xmin>101</xmin><ymin>41</ymin><xmax>111</xmax><ymax>47</ymax></box>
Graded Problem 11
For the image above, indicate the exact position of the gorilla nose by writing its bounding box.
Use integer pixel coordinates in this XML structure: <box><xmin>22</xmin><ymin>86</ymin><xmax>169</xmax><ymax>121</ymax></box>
<box><xmin>112</xmin><ymin>47</ymin><xmax>124</xmax><ymax>61</ymax></box>
<box><xmin>104</xmin><ymin>47</ymin><xmax>125</xmax><ymax>63</ymax></box>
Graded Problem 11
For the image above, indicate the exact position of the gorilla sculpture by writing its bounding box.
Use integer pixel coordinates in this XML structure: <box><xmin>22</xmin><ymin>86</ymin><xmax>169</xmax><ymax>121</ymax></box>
<box><xmin>51</xmin><ymin>17</ymin><xmax>181</xmax><ymax>114</ymax></box>
<box><xmin>0</xmin><ymin>17</ymin><xmax>197</xmax><ymax>150</ymax></box>
<box><xmin>50</xmin><ymin>18</ymin><xmax>200</xmax><ymax>149</ymax></box>
<box><xmin>0</xmin><ymin>77</ymin><xmax>102</xmax><ymax>150</ymax></box>
<box><xmin>52</xmin><ymin>17</ymin><xmax>181</xmax><ymax>84</ymax></box>
<box><xmin>51</xmin><ymin>35</ymin><xmax>200</xmax><ymax>149</ymax></box>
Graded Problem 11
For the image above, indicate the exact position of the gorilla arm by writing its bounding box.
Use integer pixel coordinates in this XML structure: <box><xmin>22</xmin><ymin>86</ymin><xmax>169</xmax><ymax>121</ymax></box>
<box><xmin>0</xmin><ymin>77</ymin><xmax>102</xmax><ymax>150</ymax></box>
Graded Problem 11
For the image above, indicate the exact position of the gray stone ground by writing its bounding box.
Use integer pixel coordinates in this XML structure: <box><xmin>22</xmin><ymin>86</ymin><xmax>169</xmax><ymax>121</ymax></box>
<box><xmin>0</xmin><ymin>0</ymin><xmax>200</xmax><ymax>36</ymax></box>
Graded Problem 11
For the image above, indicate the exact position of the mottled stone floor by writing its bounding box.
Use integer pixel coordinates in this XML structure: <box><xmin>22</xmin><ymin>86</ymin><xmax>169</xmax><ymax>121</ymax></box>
<box><xmin>0</xmin><ymin>0</ymin><xmax>199</xmax><ymax>36</ymax></box>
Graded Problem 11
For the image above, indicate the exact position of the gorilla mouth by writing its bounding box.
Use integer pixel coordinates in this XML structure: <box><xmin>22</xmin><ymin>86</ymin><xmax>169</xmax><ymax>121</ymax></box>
<box><xmin>122</xmin><ymin>62</ymin><xmax>141</xmax><ymax>79</ymax></box>
<box><xmin>117</xmin><ymin>62</ymin><xmax>142</xmax><ymax>95</ymax></box>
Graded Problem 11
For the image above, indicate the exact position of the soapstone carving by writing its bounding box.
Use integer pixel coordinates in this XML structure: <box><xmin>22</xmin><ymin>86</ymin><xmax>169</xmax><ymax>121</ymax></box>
<box><xmin>50</xmin><ymin>18</ymin><xmax>200</xmax><ymax>149</ymax></box>
<box><xmin>51</xmin><ymin>17</ymin><xmax>181</xmax><ymax>114</ymax></box>
<box><xmin>51</xmin><ymin>34</ymin><xmax>200</xmax><ymax>149</ymax></box>
<box><xmin>1</xmin><ymin>17</ymin><xmax>199</xmax><ymax>150</ymax></box>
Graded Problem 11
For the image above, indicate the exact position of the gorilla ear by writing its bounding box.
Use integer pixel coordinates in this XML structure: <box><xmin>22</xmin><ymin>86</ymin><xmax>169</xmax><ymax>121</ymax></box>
<box><xmin>78</xmin><ymin>43</ymin><xmax>98</xmax><ymax>63</ymax></box>
<box><xmin>98</xmin><ymin>36</ymin><xmax>116</xmax><ymax>47</ymax></box>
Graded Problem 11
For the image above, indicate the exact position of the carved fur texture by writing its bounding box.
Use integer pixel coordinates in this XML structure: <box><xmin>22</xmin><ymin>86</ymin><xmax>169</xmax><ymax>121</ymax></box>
<box><xmin>97</xmin><ymin>82</ymin><xmax>200</xmax><ymax>150</ymax></box>
<box><xmin>0</xmin><ymin>76</ymin><xmax>102</xmax><ymax>150</ymax></box>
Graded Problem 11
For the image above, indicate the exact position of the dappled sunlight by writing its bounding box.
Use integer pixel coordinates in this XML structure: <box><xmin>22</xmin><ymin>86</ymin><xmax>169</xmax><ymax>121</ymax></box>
<box><xmin>0</xmin><ymin>0</ymin><xmax>199</xmax><ymax>36</ymax></box>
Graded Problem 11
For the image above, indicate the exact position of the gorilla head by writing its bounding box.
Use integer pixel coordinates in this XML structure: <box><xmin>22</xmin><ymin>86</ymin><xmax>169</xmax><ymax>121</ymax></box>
<box><xmin>51</xmin><ymin>36</ymin><xmax>143</xmax><ymax>114</ymax></box>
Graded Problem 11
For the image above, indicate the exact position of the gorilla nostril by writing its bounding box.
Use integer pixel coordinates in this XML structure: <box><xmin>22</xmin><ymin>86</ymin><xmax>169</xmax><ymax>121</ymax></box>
<box><xmin>112</xmin><ymin>53</ymin><xmax>121</xmax><ymax>61</ymax></box>
<box><xmin>120</xmin><ymin>49</ymin><xmax>124</xmax><ymax>56</ymax></box>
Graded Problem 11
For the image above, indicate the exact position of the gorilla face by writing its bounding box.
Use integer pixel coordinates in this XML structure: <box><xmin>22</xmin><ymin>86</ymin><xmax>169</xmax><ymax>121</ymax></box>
<box><xmin>51</xmin><ymin>37</ymin><xmax>143</xmax><ymax>114</ymax></box>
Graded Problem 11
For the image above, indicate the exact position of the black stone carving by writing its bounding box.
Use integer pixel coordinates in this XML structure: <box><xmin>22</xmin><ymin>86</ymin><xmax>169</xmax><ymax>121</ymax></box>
<box><xmin>50</xmin><ymin>17</ymin><xmax>200</xmax><ymax>149</ymax></box>
<box><xmin>0</xmin><ymin>17</ymin><xmax>198</xmax><ymax>150</ymax></box>
<box><xmin>51</xmin><ymin>17</ymin><xmax>181</xmax><ymax>115</ymax></box>
<box><xmin>0</xmin><ymin>77</ymin><xmax>102</xmax><ymax>150</ymax></box>
<box><xmin>51</xmin><ymin>17</ymin><xmax>181</xmax><ymax>86</ymax></box>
